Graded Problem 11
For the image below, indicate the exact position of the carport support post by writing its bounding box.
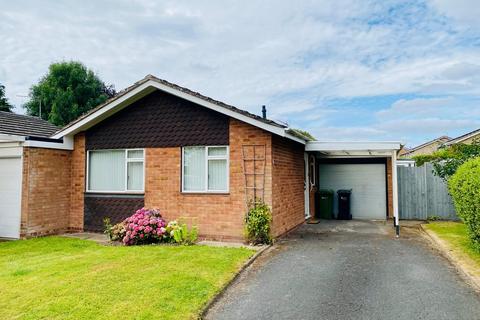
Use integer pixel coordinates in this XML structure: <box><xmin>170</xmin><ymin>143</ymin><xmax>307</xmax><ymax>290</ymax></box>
<box><xmin>392</xmin><ymin>150</ymin><xmax>400</xmax><ymax>237</ymax></box>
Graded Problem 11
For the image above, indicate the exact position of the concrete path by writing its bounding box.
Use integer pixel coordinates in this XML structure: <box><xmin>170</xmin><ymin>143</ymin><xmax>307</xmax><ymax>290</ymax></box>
<box><xmin>206</xmin><ymin>220</ymin><xmax>480</xmax><ymax>320</ymax></box>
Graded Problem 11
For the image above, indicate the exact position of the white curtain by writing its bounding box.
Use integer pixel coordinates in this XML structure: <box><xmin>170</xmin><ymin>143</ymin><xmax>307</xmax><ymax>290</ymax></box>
<box><xmin>127</xmin><ymin>150</ymin><xmax>143</xmax><ymax>159</ymax></box>
<box><xmin>208</xmin><ymin>159</ymin><xmax>227</xmax><ymax>190</ymax></box>
<box><xmin>127</xmin><ymin>162</ymin><xmax>143</xmax><ymax>190</ymax></box>
<box><xmin>208</xmin><ymin>147</ymin><xmax>227</xmax><ymax>157</ymax></box>
<box><xmin>89</xmin><ymin>150</ymin><xmax>125</xmax><ymax>191</ymax></box>
<box><xmin>183</xmin><ymin>147</ymin><xmax>205</xmax><ymax>191</ymax></box>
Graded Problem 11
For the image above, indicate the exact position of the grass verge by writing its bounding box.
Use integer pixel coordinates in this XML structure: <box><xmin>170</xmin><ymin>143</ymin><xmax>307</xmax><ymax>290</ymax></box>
<box><xmin>423</xmin><ymin>221</ymin><xmax>480</xmax><ymax>289</ymax></box>
<box><xmin>0</xmin><ymin>236</ymin><xmax>254</xmax><ymax>320</ymax></box>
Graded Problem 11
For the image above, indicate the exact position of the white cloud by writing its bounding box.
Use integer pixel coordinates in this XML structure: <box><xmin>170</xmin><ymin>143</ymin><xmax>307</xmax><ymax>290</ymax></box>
<box><xmin>428</xmin><ymin>0</ymin><xmax>480</xmax><ymax>29</ymax></box>
<box><xmin>0</xmin><ymin>0</ymin><xmax>480</xmax><ymax>147</ymax></box>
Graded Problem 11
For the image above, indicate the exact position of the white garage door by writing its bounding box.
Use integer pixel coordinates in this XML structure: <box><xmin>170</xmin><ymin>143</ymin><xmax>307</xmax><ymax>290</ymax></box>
<box><xmin>0</xmin><ymin>157</ymin><xmax>22</xmax><ymax>238</ymax></box>
<box><xmin>318</xmin><ymin>163</ymin><xmax>386</xmax><ymax>220</ymax></box>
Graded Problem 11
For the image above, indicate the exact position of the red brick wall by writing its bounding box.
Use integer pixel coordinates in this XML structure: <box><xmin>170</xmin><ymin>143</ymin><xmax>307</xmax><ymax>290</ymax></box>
<box><xmin>20</xmin><ymin>147</ymin><xmax>72</xmax><ymax>237</ymax></box>
<box><xmin>70</xmin><ymin>133</ymin><xmax>85</xmax><ymax>231</ymax></box>
<box><xmin>271</xmin><ymin>136</ymin><xmax>305</xmax><ymax>237</ymax></box>
<box><xmin>144</xmin><ymin>119</ymin><xmax>272</xmax><ymax>241</ymax></box>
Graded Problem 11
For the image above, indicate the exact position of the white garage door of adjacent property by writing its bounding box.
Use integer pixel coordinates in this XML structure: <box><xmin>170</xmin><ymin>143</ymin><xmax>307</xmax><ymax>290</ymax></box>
<box><xmin>319</xmin><ymin>163</ymin><xmax>387</xmax><ymax>220</ymax></box>
<box><xmin>0</xmin><ymin>157</ymin><xmax>22</xmax><ymax>238</ymax></box>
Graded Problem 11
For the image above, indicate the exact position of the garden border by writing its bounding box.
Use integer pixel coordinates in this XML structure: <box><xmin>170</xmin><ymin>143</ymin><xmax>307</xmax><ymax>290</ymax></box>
<box><xmin>198</xmin><ymin>244</ymin><xmax>272</xmax><ymax>319</ymax></box>
<box><xmin>420</xmin><ymin>224</ymin><xmax>480</xmax><ymax>292</ymax></box>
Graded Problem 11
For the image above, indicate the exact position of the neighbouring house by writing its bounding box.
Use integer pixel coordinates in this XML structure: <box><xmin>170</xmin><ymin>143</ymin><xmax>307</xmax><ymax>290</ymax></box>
<box><xmin>399</xmin><ymin>136</ymin><xmax>451</xmax><ymax>158</ymax></box>
<box><xmin>443</xmin><ymin>128</ymin><xmax>480</xmax><ymax>147</ymax></box>
<box><xmin>0</xmin><ymin>111</ymin><xmax>59</xmax><ymax>238</ymax></box>
<box><xmin>0</xmin><ymin>75</ymin><xmax>401</xmax><ymax>241</ymax></box>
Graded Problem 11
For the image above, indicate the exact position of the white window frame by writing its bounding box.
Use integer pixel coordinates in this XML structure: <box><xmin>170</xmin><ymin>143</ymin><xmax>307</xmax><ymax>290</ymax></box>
<box><xmin>181</xmin><ymin>146</ymin><xmax>229</xmax><ymax>193</ymax></box>
<box><xmin>86</xmin><ymin>148</ymin><xmax>145</xmax><ymax>193</ymax></box>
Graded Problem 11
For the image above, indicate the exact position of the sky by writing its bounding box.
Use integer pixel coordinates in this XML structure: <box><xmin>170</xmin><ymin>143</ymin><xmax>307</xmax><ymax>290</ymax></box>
<box><xmin>1</xmin><ymin>0</ymin><xmax>480</xmax><ymax>147</ymax></box>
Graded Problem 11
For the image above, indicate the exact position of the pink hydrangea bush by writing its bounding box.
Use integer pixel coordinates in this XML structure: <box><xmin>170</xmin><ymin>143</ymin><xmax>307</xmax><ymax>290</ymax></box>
<box><xmin>122</xmin><ymin>208</ymin><xmax>167</xmax><ymax>245</ymax></box>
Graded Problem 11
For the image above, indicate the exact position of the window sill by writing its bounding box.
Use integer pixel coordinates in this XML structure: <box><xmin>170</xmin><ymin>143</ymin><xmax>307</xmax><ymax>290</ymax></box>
<box><xmin>181</xmin><ymin>191</ymin><xmax>230</xmax><ymax>195</ymax></box>
<box><xmin>85</xmin><ymin>191</ymin><xmax>145</xmax><ymax>197</ymax></box>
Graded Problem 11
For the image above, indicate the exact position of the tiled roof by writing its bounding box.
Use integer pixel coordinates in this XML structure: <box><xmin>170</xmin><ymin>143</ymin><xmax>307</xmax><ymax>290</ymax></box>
<box><xmin>0</xmin><ymin>111</ymin><xmax>59</xmax><ymax>138</ymax></box>
<box><xmin>57</xmin><ymin>75</ymin><xmax>286</xmax><ymax>136</ymax></box>
<box><xmin>445</xmin><ymin>128</ymin><xmax>480</xmax><ymax>145</ymax></box>
<box><xmin>404</xmin><ymin>136</ymin><xmax>451</xmax><ymax>154</ymax></box>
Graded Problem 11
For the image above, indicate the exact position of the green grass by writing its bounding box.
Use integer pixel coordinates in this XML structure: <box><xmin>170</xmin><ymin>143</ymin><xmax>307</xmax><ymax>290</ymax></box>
<box><xmin>0</xmin><ymin>237</ymin><xmax>254</xmax><ymax>320</ymax></box>
<box><xmin>423</xmin><ymin>222</ymin><xmax>480</xmax><ymax>266</ymax></box>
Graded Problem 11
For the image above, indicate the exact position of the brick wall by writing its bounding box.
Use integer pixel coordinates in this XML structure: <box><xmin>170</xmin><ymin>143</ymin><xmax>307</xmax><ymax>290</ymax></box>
<box><xmin>20</xmin><ymin>147</ymin><xmax>72</xmax><ymax>237</ymax></box>
<box><xmin>70</xmin><ymin>133</ymin><xmax>85</xmax><ymax>231</ymax></box>
<box><xmin>144</xmin><ymin>119</ymin><xmax>272</xmax><ymax>241</ymax></box>
<box><xmin>271</xmin><ymin>136</ymin><xmax>305</xmax><ymax>237</ymax></box>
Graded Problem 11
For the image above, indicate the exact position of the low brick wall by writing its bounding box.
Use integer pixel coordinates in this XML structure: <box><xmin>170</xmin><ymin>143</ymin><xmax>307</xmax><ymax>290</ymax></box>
<box><xmin>20</xmin><ymin>147</ymin><xmax>72</xmax><ymax>237</ymax></box>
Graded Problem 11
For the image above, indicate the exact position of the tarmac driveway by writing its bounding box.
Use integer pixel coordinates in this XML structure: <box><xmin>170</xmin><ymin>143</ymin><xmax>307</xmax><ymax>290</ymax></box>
<box><xmin>205</xmin><ymin>220</ymin><xmax>480</xmax><ymax>320</ymax></box>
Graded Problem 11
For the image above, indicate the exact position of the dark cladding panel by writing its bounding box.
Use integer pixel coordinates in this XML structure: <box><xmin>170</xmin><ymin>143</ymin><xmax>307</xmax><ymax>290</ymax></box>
<box><xmin>86</xmin><ymin>90</ymin><xmax>229</xmax><ymax>150</ymax></box>
<box><xmin>84</xmin><ymin>196</ymin><xmax>144</xmax><ymax>232</ymax></box>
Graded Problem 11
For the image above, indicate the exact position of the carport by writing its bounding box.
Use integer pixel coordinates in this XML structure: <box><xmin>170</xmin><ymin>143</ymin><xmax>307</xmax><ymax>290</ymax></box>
<box><xmin>305</xmin><ymin>141</ymin><xmax>401</xmax><ymax>234</ymax></box>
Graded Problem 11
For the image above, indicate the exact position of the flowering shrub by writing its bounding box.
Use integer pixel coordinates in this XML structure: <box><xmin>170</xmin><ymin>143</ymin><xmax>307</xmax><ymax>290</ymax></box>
<box><xmin>104</xmin><ymin>208</ymin><xmax>199</xmax><ymax>246</ymax></box>
<box><xmin>122</xmin><ymin>208</ymin><xmax>168</xmax><ymax>246</ymax></box>
<box><xmin>104</xmin><ymin>218</ymin><xmax>127</xmax><ymax>242</ymax></box>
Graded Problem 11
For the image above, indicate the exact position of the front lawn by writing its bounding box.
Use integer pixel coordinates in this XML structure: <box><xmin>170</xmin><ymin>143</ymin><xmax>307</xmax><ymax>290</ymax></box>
<box><xmin>0</xmin><ymin>237</ymin><xmax>254</xmax><ymax>320</ymax></box>
<box><xmin>423</xmin><ymin>222</ymin><xmax>480</xmax><ymax>280</ymax></box>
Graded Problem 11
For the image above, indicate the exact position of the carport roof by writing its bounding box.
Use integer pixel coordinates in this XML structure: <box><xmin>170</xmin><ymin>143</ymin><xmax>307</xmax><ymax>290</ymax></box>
<box><xmin>306</xmin><ymin>141</ymin><xmax>401</xmax><ymax>156</ymax></box>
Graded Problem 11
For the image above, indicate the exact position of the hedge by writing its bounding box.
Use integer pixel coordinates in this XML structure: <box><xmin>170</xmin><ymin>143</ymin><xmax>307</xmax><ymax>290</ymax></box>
<box><xmin>448</xmin><ymin>157</ymin><xmax>480</xmax><ymax>248</ymax></box>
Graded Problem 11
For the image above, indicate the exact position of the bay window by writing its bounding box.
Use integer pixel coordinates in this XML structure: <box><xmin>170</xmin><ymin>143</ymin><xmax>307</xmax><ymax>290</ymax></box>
<box><xmin>182</xmin><ymin>146</ymin><xmax>229</xmax><ymax>192</ymax></box>
<box><xmin>87</xmin><ymin>149</ymin><xmax>144</xmax><ymax>192</ymax></box>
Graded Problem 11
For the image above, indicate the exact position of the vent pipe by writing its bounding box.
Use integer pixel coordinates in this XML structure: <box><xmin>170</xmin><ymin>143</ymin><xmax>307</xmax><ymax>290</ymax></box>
<box><xmin>262</xmin><ymin>105</ymin><xmax>267</xmax><ymax>119</ymax></box>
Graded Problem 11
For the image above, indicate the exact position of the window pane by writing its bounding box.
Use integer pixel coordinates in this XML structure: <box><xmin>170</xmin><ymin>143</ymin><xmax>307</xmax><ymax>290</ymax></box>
<box><xmin>183</xmin><ymin>147</ymin><xmax>205</xmax><ymax>191</ymax></box>
<box><xmin>208</xmin><ymin>159</ymin><xmax>227</xmax><ymax>191</ymax></box>
<box><xmin>89</xmin><ymin>150</ymin><xmax>125</xmax><ymax>191</ymax></box>
<box><xmin>127</xmin><ymin>162</ymin><xmax>143</xmax><ymax>190</ymax></box>
<box><xmin>127</xmin><ymin>150</ymin><xmax>144</xmax><ymax>159</ymax></box>
<box><xmin>208</xmin><ymin>147</ymin><xmax>227</xmax><ymax>157</ymax></box>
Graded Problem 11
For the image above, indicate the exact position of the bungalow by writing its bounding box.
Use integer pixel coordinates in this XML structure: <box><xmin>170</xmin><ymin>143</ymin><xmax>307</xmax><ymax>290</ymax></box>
<box><xmin>0</xmin><ymin>75</ymin><xmax>401</xmax><ymax>241</ymax></box>
<box><xmin>444</xmin><ymin>128</ymin><xmax>480</xmax><ymax>147</ymax></box>
<box><xmin>398</xmin><ymin>136</ymin><xmax>451</xmax><ymax>158</ymax></box>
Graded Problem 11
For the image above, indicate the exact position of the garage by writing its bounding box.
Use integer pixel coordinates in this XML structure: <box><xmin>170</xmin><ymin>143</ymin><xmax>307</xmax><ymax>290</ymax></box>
<box><xmin>305</xmin><ymin>141</ymin><xmax>401</xmax><ymax>228</ymax></box>
<box><xmin>0</xmin><ymin>145</ymin><xmax>23</xmax><ymax>239</ymax></box>
<box><xmin>318</xmin><ymin>161</ymin><xmax>387</xmax><ymax>220</ymax></box>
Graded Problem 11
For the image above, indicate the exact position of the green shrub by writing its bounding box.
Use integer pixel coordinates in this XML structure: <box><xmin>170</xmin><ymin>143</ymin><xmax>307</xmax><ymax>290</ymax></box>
<box><xmin>245</xmin><ymin>201</ymin><xmax>272</xmax><ymax>245</ymax></box>
<box><xmin>448</xmin><ymin>157</ymin><xmax>480</xmax><ymax>248</ymax></box>
<box><xmin>166</xmin><ymin>221</ymin><xmax>198</xmax><ymax>245</ymax></box>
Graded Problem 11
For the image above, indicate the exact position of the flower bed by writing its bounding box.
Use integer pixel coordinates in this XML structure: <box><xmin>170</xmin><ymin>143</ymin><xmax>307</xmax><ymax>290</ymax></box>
<box><xmin>104</xmin><ymin>208</ymin><xmax>198</xmax><ymax>246</ymax></box>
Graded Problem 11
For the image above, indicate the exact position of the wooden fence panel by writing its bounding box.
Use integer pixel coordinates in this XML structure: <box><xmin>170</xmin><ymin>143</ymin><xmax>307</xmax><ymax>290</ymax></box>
<box><xmin>398</xmin><ymin>163</ymin><xmax>458</xmax><ymax>220</ymax></box>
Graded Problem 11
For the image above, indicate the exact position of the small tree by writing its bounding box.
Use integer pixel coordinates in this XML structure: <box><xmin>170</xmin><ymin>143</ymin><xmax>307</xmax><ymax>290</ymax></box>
<box><xmin>413</xmin><ymin>141</ymin><xmax>480</xmax><ymax>181</ymax></box>
<box><xmin>24</xmin><ymin>61</ymin><xmax>115</xmax><ymax>126</ymax></box>
<box><xmin>448</xmin><ymin>157</ymin><xmax>480</xmax><ymax>249</ymax></box>
<box><xmin>0</xmin><ymin>83</ymin><xmax>13</xmax><ymax>112</ymax></box>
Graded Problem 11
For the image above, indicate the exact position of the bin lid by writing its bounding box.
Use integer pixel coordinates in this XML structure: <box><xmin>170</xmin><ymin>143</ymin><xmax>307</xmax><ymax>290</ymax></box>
<box><xmin>319</xmin><ymin>189</ymin><xmax>334</xmax><ymax>195</ymax></box>
<box><xmin>337</xmin><ymin>189</ymin><xmax>352</xmax><ymax>194</ymax></box>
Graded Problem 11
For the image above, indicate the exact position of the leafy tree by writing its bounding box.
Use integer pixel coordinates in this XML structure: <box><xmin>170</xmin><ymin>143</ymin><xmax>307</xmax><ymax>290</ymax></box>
<box><xmin>412</xmin><ymin>140</ymin><xmax>480</xmax><ymax>180</ymax></box>
<box><xmin>24</xmin><ymin>61</ymin><xmax>115</xmax><ymax>126</ymax></box>
<box><xmin>0</xmin><ymin>83</ymin><xmax>13</xmax><ymax>112</ymax></box>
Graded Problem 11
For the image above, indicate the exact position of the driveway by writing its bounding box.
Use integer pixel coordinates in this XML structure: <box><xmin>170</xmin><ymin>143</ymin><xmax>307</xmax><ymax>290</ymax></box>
<box><xmin>205</xmin><ymin>220</ymin><xmax>480</xmax><ymax>320</ymax></box>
